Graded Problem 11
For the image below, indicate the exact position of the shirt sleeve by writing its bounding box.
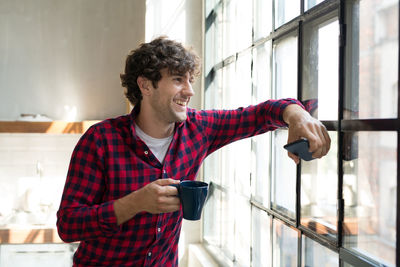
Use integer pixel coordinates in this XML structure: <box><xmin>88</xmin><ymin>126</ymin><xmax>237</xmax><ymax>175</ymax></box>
<box><xmin>199</xmin><ymin>98</ymin><xmax>304</xmax><ymax>155</ymax></box>
<box><xmin>56</xmin><ymin>126</ymin><xmax>120</xmax><ymax>242</ymax></box>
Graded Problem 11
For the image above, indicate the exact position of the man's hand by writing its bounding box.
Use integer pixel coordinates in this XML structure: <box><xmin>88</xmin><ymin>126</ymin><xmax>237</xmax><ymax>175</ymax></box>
<box><xmin>114</xmin><ymin>178</ymin><xmax>180</xmax><ymax>225</ymax></box>
<box><xmin>283</xmin><ymin>104</ymin><xmax>331</xmax><ymax>164</ymax></box>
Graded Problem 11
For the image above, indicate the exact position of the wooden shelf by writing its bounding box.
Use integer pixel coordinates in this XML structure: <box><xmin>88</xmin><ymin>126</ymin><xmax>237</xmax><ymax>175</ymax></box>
<box><xmin>0</xmin><ymin>121</ymin><xmax>99</xmax><ymax>134</ymax></box>
<box><xmin>0</xmin><ymin>228</ymin><xmax>63</xmax><ymax>244</ymax></box>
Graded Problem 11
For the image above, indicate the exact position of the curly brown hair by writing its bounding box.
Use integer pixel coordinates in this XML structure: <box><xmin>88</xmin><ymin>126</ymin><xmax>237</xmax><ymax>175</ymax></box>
<box><xmin>120</xmin><ymin>36</ymin><xmax>201</xmax><ymax>107</ymax></box>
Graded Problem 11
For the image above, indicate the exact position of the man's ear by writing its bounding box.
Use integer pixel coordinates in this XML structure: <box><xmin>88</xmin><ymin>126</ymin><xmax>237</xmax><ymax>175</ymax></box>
<box><xmin>137</xmin><ymin>76</ymin><xmax>152</xmax><ymax>96</ymax></box>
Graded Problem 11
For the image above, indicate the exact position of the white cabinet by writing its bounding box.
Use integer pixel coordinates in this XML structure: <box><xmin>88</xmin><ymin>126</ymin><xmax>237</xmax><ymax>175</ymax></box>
<box><xmin>0</xmin><ymin>244</ymin><xmax>78</xmax><ymax>267</ymax></box>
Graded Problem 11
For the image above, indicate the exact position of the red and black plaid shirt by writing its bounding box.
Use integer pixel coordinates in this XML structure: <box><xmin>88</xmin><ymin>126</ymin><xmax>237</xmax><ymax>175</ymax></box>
<box><xmin>56</xmin><ymin>99</ymin><xmax>300</xmax><ymax>266</ymax></box>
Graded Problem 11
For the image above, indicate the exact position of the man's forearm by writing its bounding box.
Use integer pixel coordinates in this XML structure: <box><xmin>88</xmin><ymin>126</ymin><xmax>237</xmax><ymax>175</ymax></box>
<box><xmin>113</xmin><ymin>191</ymin><xmax>141</xmax><ymax>225</ymax></box>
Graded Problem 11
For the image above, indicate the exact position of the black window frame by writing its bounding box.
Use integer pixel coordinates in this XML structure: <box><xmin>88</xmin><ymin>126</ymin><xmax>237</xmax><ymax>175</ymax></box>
<box><xmin>203</xmin><ymin>0</ymin><xmax>400</xmax><ymax>266</ymax></box>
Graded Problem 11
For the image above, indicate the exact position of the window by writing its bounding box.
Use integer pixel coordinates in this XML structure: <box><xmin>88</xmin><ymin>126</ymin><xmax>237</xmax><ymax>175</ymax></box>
<box><xmin>203</xmin><ymin>0</ymin><xmax>399</xmax><ymax>266</ymax></box>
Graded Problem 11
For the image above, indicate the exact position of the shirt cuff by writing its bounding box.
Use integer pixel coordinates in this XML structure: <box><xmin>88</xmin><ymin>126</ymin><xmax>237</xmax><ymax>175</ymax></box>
<box><xmin>278</xmin><ymin>98</ymin><xmax>305</xmax><ymax>126</ymax></box>
<box><xmin>97</xmin><ymin>200</ymin><xmax>121</xmax><ymax>235</ymax></box>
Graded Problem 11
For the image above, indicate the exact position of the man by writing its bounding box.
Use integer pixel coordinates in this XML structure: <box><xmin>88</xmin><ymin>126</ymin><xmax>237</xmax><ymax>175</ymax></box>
<box><xmin>57</xmin><ymin>37</ymin><xmax>330</xmax><ymax>266</ymax></box>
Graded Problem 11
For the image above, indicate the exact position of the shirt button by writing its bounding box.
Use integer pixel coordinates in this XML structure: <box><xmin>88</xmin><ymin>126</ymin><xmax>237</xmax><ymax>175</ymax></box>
<box><xmin>157</xmin><ymin>227</ymin><xmax>161</xmax><ymax>232</ymax></box>
<box><xmin>144</xmin><ymin>151</ymin><xmax>149</xmax><ymax>155</ymax></box>
<box><xmin>148</xmin><ymin>252</ymin><xmax>152</xmax><ymax>257</ymax></box>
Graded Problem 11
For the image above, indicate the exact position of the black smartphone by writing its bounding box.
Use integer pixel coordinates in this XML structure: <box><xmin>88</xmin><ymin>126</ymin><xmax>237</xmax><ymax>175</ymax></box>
<box><xmin>283</xmin><ymin>139</ymin><xmax>314</xmax><ymax>161</ymax></box>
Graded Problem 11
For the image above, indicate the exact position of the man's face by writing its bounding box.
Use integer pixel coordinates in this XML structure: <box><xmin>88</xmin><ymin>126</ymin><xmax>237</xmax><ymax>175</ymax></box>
<box><xmin>148</xmin><ymin>68</ymin><xmax>195</xmax><ymax>123</ymax></box>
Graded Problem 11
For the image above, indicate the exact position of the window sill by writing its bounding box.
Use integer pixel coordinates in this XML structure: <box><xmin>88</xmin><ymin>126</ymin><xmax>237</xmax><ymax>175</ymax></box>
<box><xmin>188</xmin><ymin>244</ymin><xmax>219</xmax><ymax>267</ymax></box>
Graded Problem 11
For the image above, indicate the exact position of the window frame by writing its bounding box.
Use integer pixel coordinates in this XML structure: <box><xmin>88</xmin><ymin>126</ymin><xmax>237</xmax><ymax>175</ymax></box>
<box><xmin>202</xmin><ymin>0</ymin><xmax>400</xmax><ymax>266</ymax></box>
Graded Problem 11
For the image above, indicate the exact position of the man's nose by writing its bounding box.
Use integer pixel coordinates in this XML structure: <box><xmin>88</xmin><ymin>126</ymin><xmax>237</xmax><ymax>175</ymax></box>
<box><xmin>183</xmin><ymin>81</ymin><xmax>195</xmax><ymax>97</ymax></box>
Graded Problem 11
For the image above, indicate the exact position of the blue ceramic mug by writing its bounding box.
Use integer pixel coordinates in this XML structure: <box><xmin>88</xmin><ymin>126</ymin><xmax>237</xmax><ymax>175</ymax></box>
<box><xmin>171</xmin><ymin>180</ymin><xmax>208</xmax><ymax>220</ymax></box>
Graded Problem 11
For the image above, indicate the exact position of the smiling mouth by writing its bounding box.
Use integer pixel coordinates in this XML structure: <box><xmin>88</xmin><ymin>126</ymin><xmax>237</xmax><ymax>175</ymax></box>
<box><xmin>174</xmin><ymin>100</ymin><xmax>187</xmax><ymax>106</ymax></box>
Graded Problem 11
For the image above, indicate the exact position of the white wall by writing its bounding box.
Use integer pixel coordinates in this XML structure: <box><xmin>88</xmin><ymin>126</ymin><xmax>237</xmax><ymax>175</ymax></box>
<box><xmin>0</xmin><ymin>0</ymin><xmax>145</xmax><ymax>121</ymax></box>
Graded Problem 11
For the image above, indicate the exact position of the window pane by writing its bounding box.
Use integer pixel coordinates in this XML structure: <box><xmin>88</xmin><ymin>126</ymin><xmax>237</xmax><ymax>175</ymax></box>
<box><xmin>234</xmin><ymin>195</ymin><xmax>251</xmax><ymax>266</ymax></box>
<box><xmin>251</xmin><ymin>132</ymin><xmax>271</xmax><ymax>207</ymax></box>
<box><xmin>274</xmin><ymin>34</ymin><xmax>298</xmax><ymax>99</ymax></box>
<box><xmin>203</xmin><ymin>187</ymin><xmax>222</xmax><ymax>248</ymax></box>
<box><xmin>343</xmin><ymin>131</ymin><xmax>397</xmax><ymax>266</ymax></box>
<box><xmin>223</xmin><ymin>0</ymin><xmax>236</xmax><ymax>59</ymax></box>
<box><xmin>253</xmin><ymin>0</ymin><xmax>272</xmax><ymax>41</ymax></box>
<box><xmin>221</xmin><ymin>190</ymin><xmax>235</xmax><ymax>260</ymax></box>
<box><xmin>301</xmin><ymin>132</ymin><xmax>338</xmax><ymax>240</ymax></box>
<box><xmin>253</xmin><ymin>41</ymin><xmax>272</xmax><ymax>103</ymax></box>
<box><xmin>205</xmin><ymin>4</ymin><xmax>223</xmax><ymax>75</ymax></box>
<box><xmin>273</xmin><ymin>220</ymin><xmax>299</xmax><ymax>267</ymax></box>
<box><xmin>251</xmin><ymin>43</ymin><xmax>272</xmax><ymax>206</ymax></box>
<box><xmin>305</xmin><ymin>0</ymin><xmax>326</xmax><ymax>11</ymax></box>
<box><xmin>345</xmin><ymin>0</ymin><xmax>398</xmax><ymax>119</ymax></box>
<box><xmin>234</xmin><ymin>51</ymin><xmax>252</xmax><ymax>107</ymax></box>
<box><xmin>272</xmin><ymin>130</ymin><xmax>296</xmax><ymax>218</ymax></box>
<box><xmin>204</xmin><ymin>148</ymin><xmax>222</xmax><ymax>185</ymax></box>
<box><xmin>274</xmin><ymin>0</ymin><xmax>300</xmax><ymax>28</ymax></box>
<box><xmin>230</xmin><ymin>139</ymin><xmax>252</xmax><ymax>197</ymax></box>
<box><xmin>222</xmin><ymin>63</ymin><xmax>235</xmax><ymax>109</ymax></box>
<box><xmin>205</xmin><ymin>68</ymin><xmax>222</xmax><ymax>110</ymax></box>
<box><xmin>302</xmin><ymin>17</ymin><xmax>339</xmax><ymax>120</ymax></box>
<box><xmin>252</xmin><ymin>208</ymin><xmax>272</xmax><ymax>267</ymax></box>
<box><xmin>235</xmin><ymin>0</ymin><xmax>253</xmax><ymax>52</ymax></box>
<box><xmin>301</xmin><ymin>236</ymin><xmax>338</xmax><ymax>266</ymax></box>
<box><xmin>223</xmin><ymin>0</ymin><xmax>252</xmax><ymax>59</ymax></box>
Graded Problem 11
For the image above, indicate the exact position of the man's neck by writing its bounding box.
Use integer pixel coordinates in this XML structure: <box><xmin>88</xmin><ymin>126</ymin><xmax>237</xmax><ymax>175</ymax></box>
<box><xmin>135</xmin><ymin>110</ymin><xmax>175</xmax><ymax>139</ymax></box>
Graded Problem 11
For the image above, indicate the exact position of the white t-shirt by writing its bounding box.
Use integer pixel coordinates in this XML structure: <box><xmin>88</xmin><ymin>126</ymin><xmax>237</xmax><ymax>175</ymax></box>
<box><xmin>135</xmin><ymin>124</ymin><xmax>173</xmax><ymax>164</ymax></box>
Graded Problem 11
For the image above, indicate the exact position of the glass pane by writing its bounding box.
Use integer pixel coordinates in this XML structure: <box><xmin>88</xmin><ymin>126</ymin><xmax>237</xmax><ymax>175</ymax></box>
<box><xmin>223</xmin><ymin>0</ymin><xmax>252</xmax><ymax>59</ymax></box>
<box><xmin>234</xmin><ymin>195</ymin><xmax>251</xmax><ymax>266</ymax></box>
<box><xmin>251</xmin><ymin>43</ymin><xmax>272</xmax><ymax>206</ymax></box>
<box><xmin>302</xmin><ymin>17</ymin><xmax>339</xmax><ymax>120</ymax></box>
<box><xmin>223</xmin><ymin>0</ymin><xmax>236</xmax><ymax>59</ymax></box>
<box><xmin>221</xmin><ymin>190</ymin><xmax>235</xmax><ymax>260</ymax></box>
<box><xmin>253</xmin><ymin>41</ymin><xmax>272</xmax><ymax>103</ymax></box>
<box><xmin>345</xmin><ymin>0</ymin><xmax>398</xmax><ymax>119</ymax></box>
<box><xmin>252</xmin><ymin>132</ymin><xmax>271</xmax><ymax>207</ymax></box>
<box><xmin>203</xmin><ymin>148</ymin><xmax>222</xmax><ymax>185</ymax></box>
<box><xmin>305</xmin><ymin>0</ymin><xmax>326</xmax><ymax>11</ymax></box>
<box><xmin>236</xmin><ymin>0</ymin><xmax>253</xmax><ymax>52</ymax></box>
<box><xmin>221</xmin><ymin>140</ymin><xmax>251</xmax><ymax>196</ymax></box>
<box><xmin>301</xmin><ymin>132</ymin><xmax>338</xmax><ymax>240</ymax></box>
<box><xmin>343</xmin><ymin>131</ymin><xmax>397</xmax><ymax>266</ymax></box>
<box><xmin>252</xmin><ymin>208</ymin><xmax>272</xmax><ymax>267</ymax></box>
<box><xmin>222</xmin><ymin>62</ymin><xmax>236</xmax><ymax>109</ymax></box>
<box><xmin>301</xmin><ymin>236</ymin><xmax>338</xmax><ymax>266</ymax></box>
<box><xmin>233</xmin><ymin>51</ymin><xmax>252</xmax><ymax>107</ymax></box>
<box><xmin>272</xmin><ymin>130</ymin><xmax>296</xmax><ymax>218</ymax></box>
<box><xmin>253</xmin><ymin>0</ymin><xmax>272</xmax><ymax>41</ymax></box>
<box><xmin>205</xmin><ymin>68</ymin><xmax>222</xmax><ymax>110</ymax></box>
<box><xmin>273</xmin><ymin>219</ymin><xmax>299</xmax><ymax>267</ymax></box>
<box><xmin>203</xmin><ymin>187</ymin><xmax>222</xmax><ymax>247</ymax></box>
<box><xmin>273</xmin><ymin>34</ymin><xmax>298</xmax><ymax>99</ymax></box>
<box><xmin>274</xmin><ymin>0</ymin><xmax>300</xmax><ymax>28</ymax></box>
<box><xmin>205</xmin><ymin>4</ymin><xmax>223</xmax><ymax>75</ymax></box>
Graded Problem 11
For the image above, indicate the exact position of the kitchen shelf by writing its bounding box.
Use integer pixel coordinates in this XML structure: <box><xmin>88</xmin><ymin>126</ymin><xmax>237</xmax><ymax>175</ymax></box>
<box><xmin>0</xmin><ymin>228</ymin><xmax>63</xmax><ymax>244</ymax></box>
<box><xmin>0</xmin><ymin>121</ymin><xmax>99</xmax><ymax>134</ymax></box>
